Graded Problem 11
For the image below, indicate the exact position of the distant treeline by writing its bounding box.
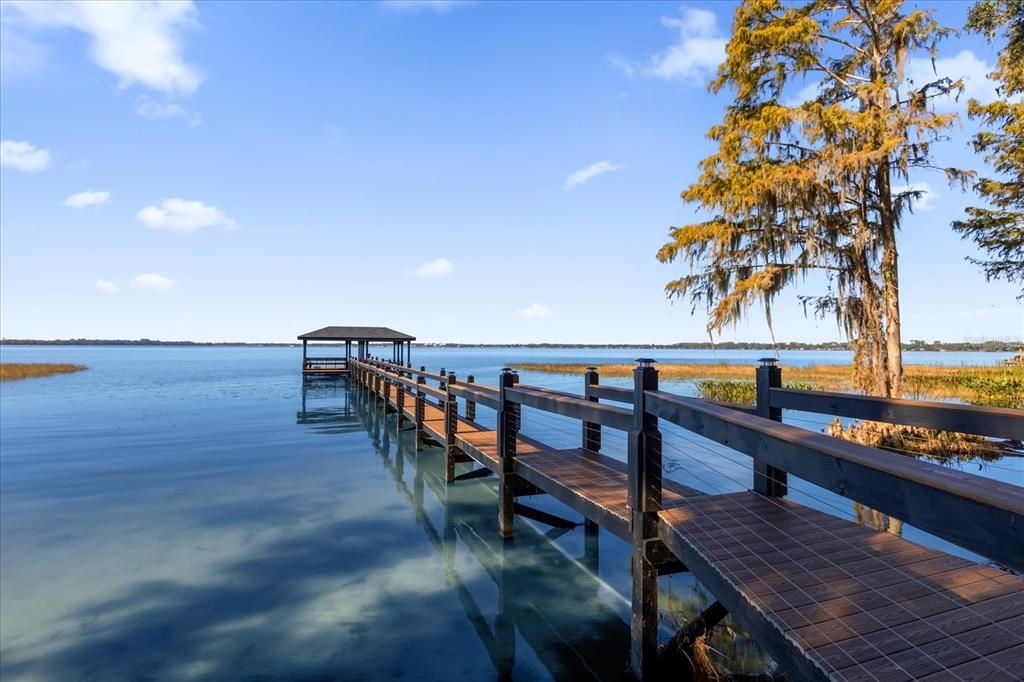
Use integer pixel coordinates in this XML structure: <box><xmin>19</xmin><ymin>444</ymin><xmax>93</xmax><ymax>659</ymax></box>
<box><xmin>1</xmin><ymin>338</ymin><xmax>1019</xmax><ymax>352</ymax></box>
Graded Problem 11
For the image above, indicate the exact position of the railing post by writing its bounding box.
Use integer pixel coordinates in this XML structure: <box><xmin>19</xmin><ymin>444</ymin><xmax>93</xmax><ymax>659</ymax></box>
<box><xmin>465</xmin><ymin>375</ymin><xmax>476</xmax><ymax>422</ymax></box>
<box><xmin>415</xmin><ymin>374</ymin><xmax>426</xmax><ymax>448</ymax></box>
<box><xmin>396</xmin><ymin>373</ymin><xmax>406</xmax><ymax>430</ymax></box>
<box><xmin>628</xmin><ymin>358</ymin><xmax>661</xmax><ymax>681</ymax></box>
<box><xmin>497</xmin><ymin>368</ymin><xmax>519</xmax><ymax>538</ymax></box>
<box><xmin>583</xmin><ymin>366</ymin><xmax>601</xmax><ymax>452</ymax></box>
<box><xmin>445</xmin><ymin>372</ymin><xmax>459</xmax><ymax>482</ymax></box>
<box><xmin>754</xmin><ymin>358</ymin><xmax>786</xmax><ymax>497</ymax></box>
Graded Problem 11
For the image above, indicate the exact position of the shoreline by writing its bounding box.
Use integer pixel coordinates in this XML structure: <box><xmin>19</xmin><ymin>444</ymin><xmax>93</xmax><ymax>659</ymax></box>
<box><xmin>1</xmin><ymin>340</ymin><xmax>1020</xmax><ymax>352</ymax></box>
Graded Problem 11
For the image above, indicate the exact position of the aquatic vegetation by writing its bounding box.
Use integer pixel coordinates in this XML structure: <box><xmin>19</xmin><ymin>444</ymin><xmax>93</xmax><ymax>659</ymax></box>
<box><xmin>695</xmin><ymin>379</ymin><xmax>817</xmax><ymax>405</ymax></box>
<box><xmin>0</xmin><ymin>363</ymin><xmax>87</xmax><ymax>381</ymax></box>
<box><xmin>825</xmin><ymin>418</ymin><xmax>1015</xmax><ymax>464</ymax></box>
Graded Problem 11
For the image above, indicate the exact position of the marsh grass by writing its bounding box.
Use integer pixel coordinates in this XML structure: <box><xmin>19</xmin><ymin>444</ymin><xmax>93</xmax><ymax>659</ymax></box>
<box><xmin>517</xmin><ymin>362</ymin><xmax>1023</xmax><ymax>408</ymax></box>
<box><xmin>0</xmin><ymin>363</ymin><xmax>87</xmax><ymax>381</ymax></box>
<box><xmin>695</xmin><ymin>379</ymin><xmax>818</xmax><ymax>404</ymax></box>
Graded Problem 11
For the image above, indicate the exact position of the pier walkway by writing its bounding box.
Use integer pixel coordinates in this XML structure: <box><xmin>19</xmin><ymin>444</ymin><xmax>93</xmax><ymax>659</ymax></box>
<box><xmin>349</xmin><ymin>357</ymin><xmax>1024</xmax><ymax>681</ymax></box>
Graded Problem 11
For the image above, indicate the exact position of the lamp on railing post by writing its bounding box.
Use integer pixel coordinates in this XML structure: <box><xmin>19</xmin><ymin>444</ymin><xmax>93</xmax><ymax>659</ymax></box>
<box><xmin>628</xmin><ymin>358</ymin><xmax>661</xmax><ymax>681</ymax></box>
<box><xmin>498</xmin><ymin>368</ymin><xmax>519</xmax><ymax>538</ymax></box>
<box><xmin>755</xmin><ymin>358</ymin><xmax>786</xmax><ymax>497</ymax></box>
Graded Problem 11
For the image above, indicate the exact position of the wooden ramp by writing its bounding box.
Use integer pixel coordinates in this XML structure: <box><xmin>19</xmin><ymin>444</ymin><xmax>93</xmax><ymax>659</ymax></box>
<box><xmin>353</xmin><ymin>358</ymin><xmax>1024</xmax><ymax>681</ymax></box>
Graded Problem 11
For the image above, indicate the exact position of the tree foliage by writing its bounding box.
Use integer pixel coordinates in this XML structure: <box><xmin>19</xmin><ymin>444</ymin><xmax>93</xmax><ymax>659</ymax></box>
<box><xmin>658</xmin><ymin>0</ymin><xmax>967</xmax><ymax>395</ymax></box>
<box><xmin>953</xmin><ymin>0</ymin><xmax>1024</xmax><ymax>296</ymax></box>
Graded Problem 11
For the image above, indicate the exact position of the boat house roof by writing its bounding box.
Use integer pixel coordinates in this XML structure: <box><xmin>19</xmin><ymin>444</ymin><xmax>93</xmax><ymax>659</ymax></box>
<box><xmin>298</xmin><ymin>326</ymin><xmax>416</xmax><ymax>342</ymax></box>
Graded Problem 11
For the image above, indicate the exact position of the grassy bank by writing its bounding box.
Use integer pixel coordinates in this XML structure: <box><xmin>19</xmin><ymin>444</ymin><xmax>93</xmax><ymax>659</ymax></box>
<box><xmin>0</xmin><ymin>363</ymin><xmax>87</xmax><ymax>381</ymax></box>
<box><xmin>516</xmin><ymin>362</ymin><xmax>1023</xmax><ymax>409</ymax></box>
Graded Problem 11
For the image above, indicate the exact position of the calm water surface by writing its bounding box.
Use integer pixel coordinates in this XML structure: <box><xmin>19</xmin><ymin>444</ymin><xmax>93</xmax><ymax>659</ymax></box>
<box><xmin>1</xmin><ymin>346</ymin><xmax>1019</xmax><ymax>681</ymax></box>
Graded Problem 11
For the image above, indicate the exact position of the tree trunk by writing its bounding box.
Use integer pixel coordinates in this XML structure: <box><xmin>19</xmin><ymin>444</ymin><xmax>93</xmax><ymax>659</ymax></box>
<box><xmin>876</xmin><ymin>162</ymin><xmax>904</xmax><ymax>398</ymax></box>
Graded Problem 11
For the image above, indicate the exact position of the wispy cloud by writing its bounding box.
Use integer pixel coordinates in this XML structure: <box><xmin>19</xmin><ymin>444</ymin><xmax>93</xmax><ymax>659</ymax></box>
<box><xmin>565</xmin><ymin>161</ymin><xmax>620</xmax><ymax>190</ymax></box>
<box><xmin>519</xmin><ymin>302</ymin><xmax>552</xmax><ymax>319</ymax></box>
<box><xmin>893</xmin><ymin>182</ymin><xmax>938</xmax><ymax>211</ymax></box>
<box><xmin>906</xmin><ymin>50</ymin><xmax>997</xmax><ymax>111</ymax></box>
<box><xmin>135</xmin><ymin>95</ymin><xmax>201</xmax><ymax>126</ymax></box>
<box><xmin>95</xmin><ymin>279</ymin><xmax>118</xmax><ymax>294</ymax></box>
<box><xmin>64</xmin><ymin>190</ymin><xmax>110</xmax><ymax>208</ymax></box>
<box><xmin>610</xmin><ymin>7</ymin><xmax>726</xmax><ymax>86</ymax></box>
<box><xmin>380</xmin><ymin>1</ymin><xmax>474</xmax><ymax>14</ymax></box>
<box><xmin>0</xmin><ymin>139</ymin><xmax>51</xmax><ymax>172</ymax></box>
<box><xmin>415</xmin><ymin>257</ymin><xmax>454</xmax><ymax>278</ymax></box>
<box><xmin>132</xmin><ymin>273</ymin><xmax>174</xmax><ymax>291</ymax></box>
<box><xmin>3</xmin><ymin>0</ymin><xmax>202</xmax><ymax>96</ymax></box>
<box><xmin>137</xmin><ymin>198</ymin><xmax>237</xmax><ymax>233</ymax></box>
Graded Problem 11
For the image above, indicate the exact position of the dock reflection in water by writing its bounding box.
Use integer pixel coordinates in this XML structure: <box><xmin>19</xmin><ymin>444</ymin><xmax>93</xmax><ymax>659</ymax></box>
<box><xmin>298</xmin><ymin>378</ymin><xmax>775</xmax><ymax>682</ymax></box>
<box><xmin>299</xmin><ymin>377</ymin><xmax>630</xmax><ymax>680</ymax></box>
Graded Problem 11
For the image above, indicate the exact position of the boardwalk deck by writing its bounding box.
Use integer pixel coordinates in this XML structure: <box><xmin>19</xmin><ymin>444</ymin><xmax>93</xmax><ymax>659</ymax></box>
<box><xmin>659</xmin><ymin>493</ymin><xmax>1024</xmax><ymax>681</ymax></box>
<box><xmin>353</xmin><ymin>357</ymin><xmax>1024</xmax><ymax>681</ymax></box>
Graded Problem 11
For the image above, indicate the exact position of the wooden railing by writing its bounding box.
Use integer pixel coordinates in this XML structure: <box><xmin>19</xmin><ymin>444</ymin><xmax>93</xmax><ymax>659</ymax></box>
<box><xmin>303</xmin><ymin>356</ymin><xmax>348</xmax><ymax>370</ymax></box>
<box><xmin>354</xmin><ymin>355</ymin><xmax>1024</xmax><ymax>571</ymax></box>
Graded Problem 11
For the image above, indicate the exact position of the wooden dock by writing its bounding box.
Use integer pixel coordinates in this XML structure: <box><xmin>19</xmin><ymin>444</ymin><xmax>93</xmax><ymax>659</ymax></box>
<box><xmin>351</xmin><ymin>357</ymin><xmax>1024</xmax><ymax>681</ymax></box>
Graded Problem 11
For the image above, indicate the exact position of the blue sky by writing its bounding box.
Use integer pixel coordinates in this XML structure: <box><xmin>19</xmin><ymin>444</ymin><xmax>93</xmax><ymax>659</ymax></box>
<box><xmin>1</xmin><ymin>0</ymin><xmax>1021</xmax><ymax>344</ymax></box>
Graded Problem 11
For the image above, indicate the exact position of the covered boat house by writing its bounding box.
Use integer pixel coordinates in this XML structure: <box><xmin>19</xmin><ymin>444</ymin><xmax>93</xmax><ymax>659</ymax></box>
<box><xmin>298</xmin><ymin>326</ymin><xmax>415</xmax><ymax>376</ymax></box>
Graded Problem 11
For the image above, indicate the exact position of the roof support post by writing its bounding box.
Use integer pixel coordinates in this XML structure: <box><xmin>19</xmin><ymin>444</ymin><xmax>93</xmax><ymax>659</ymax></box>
<box><xmin>302</xmin><ymin>339</ymin><xmax>307</xmax><ymax>371</ymax></box>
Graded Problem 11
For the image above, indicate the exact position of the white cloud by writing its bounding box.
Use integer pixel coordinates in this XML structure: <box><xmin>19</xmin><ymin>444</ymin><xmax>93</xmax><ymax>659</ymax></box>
<box><xmin>95</xmin><ymin>279</ymin><xmax>118</xmax><ymax>294</ymax></box>
<box><xmin>565</xmin><ymin>161</ymin><xmax>620</xmax><ymax>189</ymax></box>
<box><xmin>893</xmin><ymin>182</ymin><xmax>937</xmax><ymax>211</ymax></box>
<box><xmin>64</xmin><ymin>190</ymin><xmax>110</xmax><ymax>208</ymax></box>
<box><xmin>3</xmin><ymin>0</ymin><xmax>202</xmax><ymax>96</ymax></box>
<box><xmin>380</xmin><ymin>1</ymin><xmax>473</xmax><ymax>13</ymax></box>
<box><xmin>0</xmin><ymin>139</ymin><xmax>51</xmax><ymax>172</ymax></box>
<box><xmin>135</xmin><ymin>95</ymin><xmax>201</xmax><ymax>125</ymax></box>
<box><xmin>415</xmin><ymin>257</ymin><xmax>454</xmax><ymax>278</ymax></box>
<box><xmin>132</xmin><ymin>273</ymin><xmax>174</xmax><ymax>291</ymax></box>
<box><xmin>906</xmin><ymin>50</ymin><xmax>998</xmax><ymax>110</ymax></box>
<box><xmin>611</xmin><ymin>7</ymin><xmax>726</xmax><ymax>85</ymax></box>
<box><xmin>519</xmin><ymin>303</ymin><xmax>552</xmax><ymax>319</ymax></box>
<box><xmin>137</xmin><ymin>198</ymin><xmax>237</xmax><ymax>233</ymax></box>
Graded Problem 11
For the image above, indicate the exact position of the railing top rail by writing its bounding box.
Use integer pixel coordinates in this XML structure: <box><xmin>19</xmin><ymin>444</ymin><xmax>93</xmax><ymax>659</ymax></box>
<box><xmin>769</xmin><ymin>387</ymin><xmax>1024</xmax><ymax>440</ymax></box>
<box><xmin>375</xmin><ymin>360</ymin><xmax>446</xmax><ymax>382</ymax></box>
<box><xmin>648</xmin><ymin>390</ymin><xmax>1024</xmax><ymax>512</ymax></box>
<box><xmin>450</xmin><ymin>382</ymin><xmax>501</xmax><ymax>409</ymax></box>
<box><xmin>506</xmin><ymin>384</ymin><xmax>633</xmax><ymax>431</ymax></box>
<box><xmin>587</xmin><ymin>384</ymin><xmax>633</xmax><ymax>403</ymax></box>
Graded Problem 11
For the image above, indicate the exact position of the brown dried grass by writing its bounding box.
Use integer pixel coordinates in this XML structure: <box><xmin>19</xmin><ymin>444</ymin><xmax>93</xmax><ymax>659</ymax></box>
<box><xmin>0</xmin><ymin>363</ymin><xmax>87</xmax><ymax>381</ymax></box>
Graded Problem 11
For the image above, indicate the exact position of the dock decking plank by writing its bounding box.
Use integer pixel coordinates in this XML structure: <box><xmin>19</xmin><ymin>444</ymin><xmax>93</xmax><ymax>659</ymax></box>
<box><xmin>660</xmin><ymin>492</ymin><xmax>1024</xmax><ymax>680</ymax></box>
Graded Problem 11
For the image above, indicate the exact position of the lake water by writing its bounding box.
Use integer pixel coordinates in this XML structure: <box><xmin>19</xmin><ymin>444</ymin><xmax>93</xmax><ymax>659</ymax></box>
<box><xmin>1</xmin><ymin>346</ymin><xmax>1019</xmax><ymax>681</ymax></box>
